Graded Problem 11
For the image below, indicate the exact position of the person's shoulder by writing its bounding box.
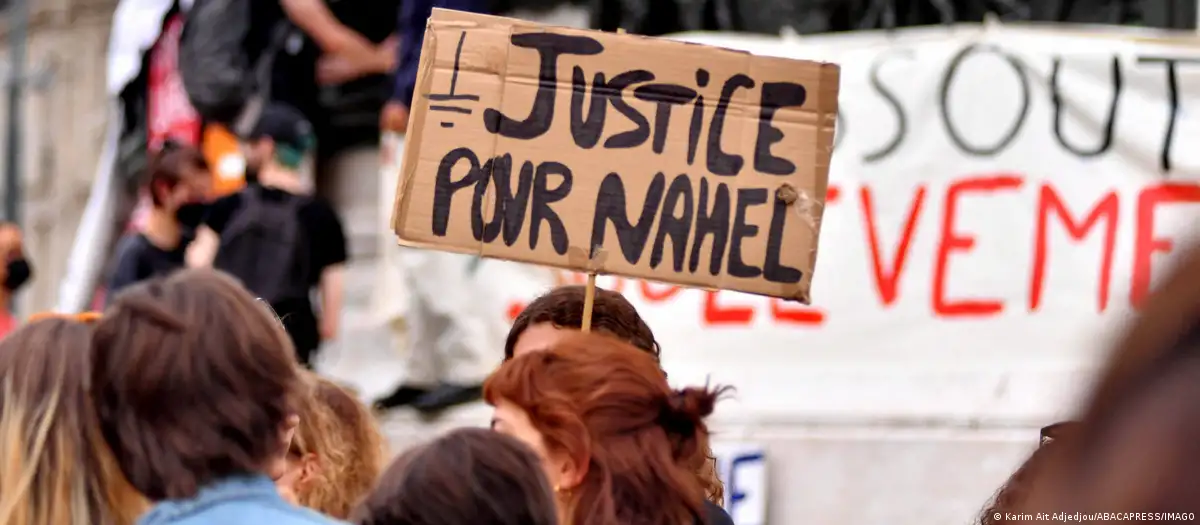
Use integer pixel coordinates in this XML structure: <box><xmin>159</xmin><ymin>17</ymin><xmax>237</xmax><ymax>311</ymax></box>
<box><xmin>251</xmin><ymin>501</ymin><xmax>347</xmax><ymax>525</ymax></box>
<box><xmin>299</xmin><ymin>193</ymin><xmax>335</xmax><ymax>212</ymax></box>
<box><xmin>216</xmin><ymin>188</ymin><xmax>244</xmax><ymax>202</ymax></box>
<box><xmin>251</xmin><ymin>185</ymin><xmax>308</xmax><ymax>209</ymax></box>
<box><xmin>115</xmin><ymin>231</ymin><xmax>148</xmax><ymax>249</ymax></box>
<box><xmin>208</xmin><ymin>190</ymin><xmax>244</xmax><ymax>215</ymax></box>
<box><xmin>112</xmin><ymin>232</ymin><xmax>149</xmax><ymax>259</ymax></box>
<box><xmin>261</xmin><ymin>501</ymin><xmax>347</xmax><ymax>525</ymax></box>
<box><xmin>298</xmin><ymin>195</ymin><xmax>341</xmax><ymax>222</ymax></box>
<box><xmin>138</xmin><ymin>497</ymin><xmax>346</xmax><ymax>525</ymax></box>
<box><xmin>702</xmin><ymin>501</ymin><xmax>736</xmax><ymax>525</ymax></box>
<box><xmin>215</xmin><ymin>189</ymin><xmax>245</xmax><ymax>207</ymax></box>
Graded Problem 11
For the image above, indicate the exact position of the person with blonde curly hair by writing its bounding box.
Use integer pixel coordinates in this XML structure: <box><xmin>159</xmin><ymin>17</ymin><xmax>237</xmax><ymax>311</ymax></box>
<box><xmin>279</xmin><ymin>371</ymin><xmax>387</xmax><ymax>518</ymax></box>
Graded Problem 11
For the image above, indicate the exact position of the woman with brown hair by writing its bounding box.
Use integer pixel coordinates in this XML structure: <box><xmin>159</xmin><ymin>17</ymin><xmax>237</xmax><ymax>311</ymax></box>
<box><xmin>90</xmin><ymin>269</ymin><xmax>337</xmax><ymax>525</ymax></box>
<box><xmin>352</xmin><ymin>428</ymin><xmax>558</xmax><ymax>525</ymax></box>
<box><xmin>0</xmin><ymin>316</ymin><xmax>145</xmax><ymax>524</ymax></box>
<box><xmin>501</xmin><ymin>285</ymin><xmax>727</xmax><ymax>509</ymax></box>
<box><xmin>485</xmin><ymin>330</ymin><xmax>733</xmax><ymax>525</ymax></box>
<box><xmin>279</xmin><ymin>371</ymin><xmax>387</xmax><ymax>519</ymax></box>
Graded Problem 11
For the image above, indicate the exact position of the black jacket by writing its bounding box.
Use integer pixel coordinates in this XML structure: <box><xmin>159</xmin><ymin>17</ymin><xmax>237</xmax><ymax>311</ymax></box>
<box><xmin>702</xmin><ymin>501</ymin><xmax>736</xmax><ymax>525</ymax></box>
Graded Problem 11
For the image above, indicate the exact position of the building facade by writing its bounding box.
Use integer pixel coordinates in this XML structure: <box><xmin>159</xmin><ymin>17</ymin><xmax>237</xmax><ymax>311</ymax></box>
<box><xmin>0</xmin><ymin>0</ymin><xmax>115</xmax><ymax>313</ymax></box>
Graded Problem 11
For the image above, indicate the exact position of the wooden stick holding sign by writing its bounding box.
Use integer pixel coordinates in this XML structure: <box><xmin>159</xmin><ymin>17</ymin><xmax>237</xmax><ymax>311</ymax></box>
<box><xmin>580</xmin><ymin>27</ymin><xmax>630</xmax><ymax>334</ymax></box>
<box><xmin>582</xmin><ymin>272</ymin><xmax>597</xmax><ymax>332</ymax></box>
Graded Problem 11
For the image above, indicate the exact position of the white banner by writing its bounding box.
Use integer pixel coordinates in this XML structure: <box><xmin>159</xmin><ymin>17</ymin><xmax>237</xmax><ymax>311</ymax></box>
<box><xmin>361</xmin><ymin>25</ymin><xmax>1200</xmax><ymax>525</ymax></box>
<box><xmin>712</xmin><ymin>442</ymin><xmax>768</xmax><ymax>525</ymax></box>
<box><xmin>456</xmin><ymin>25</ymin><xmax>1200</xmax><ymax>425</ymax></box>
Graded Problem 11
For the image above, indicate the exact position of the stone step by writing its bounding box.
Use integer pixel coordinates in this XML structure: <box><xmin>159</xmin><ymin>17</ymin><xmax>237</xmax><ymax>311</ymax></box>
<box><xmin>314</xmin><ymin>254</ymin><xmax>407</xmax><ymax>402</ymax></box>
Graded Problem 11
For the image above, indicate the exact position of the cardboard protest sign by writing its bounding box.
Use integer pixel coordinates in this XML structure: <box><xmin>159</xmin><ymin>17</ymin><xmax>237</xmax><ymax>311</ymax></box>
<box><xmin>392</xmin><ymin>9</ymin><xmax>839</xmax><ymax>302</ymax></box>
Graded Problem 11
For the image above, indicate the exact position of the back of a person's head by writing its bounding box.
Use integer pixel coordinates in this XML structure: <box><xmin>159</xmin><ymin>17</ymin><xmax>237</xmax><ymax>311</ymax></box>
<box><xmin>0</xmin><ymin>318</ymin><xmax>145</xmax><ymax>525</ymax></box>
<box><xmin>485</xmin><ymin>332</ymin><xmax>727</xmax><ymax>525</ymax></box>
<box><xmin>506</xmin><ymin>285</ymin><xmax>659</xmax><ymax>360</ymax></box>
<box><xmin>291</xmin><ymin>372</ymin><xmax>386</xmax><ymax>518</ymax></box>
<box><xmin>506</xmin><ymin>286</ymin><xmax>727</xmax><ymax>505</ymax></box>
<box><xmin>1020</xmin><ymin>243</ymin><xmax>1200</xmax><ymax>519</ymax></box>
<box><xmin>978</xmin><ymin>423</ymin><xmax>1079</xmax><ymax>525</ymax></box>
<box><xmin>1022</xmin><ymin>353</ymin><xmax>1200</xmax><ymax>520</ymax></box>
<box><xmin>315</xmin><ymin>378</ymin><xmax>386</xmax><ymax>502</ymax></box>
<box><xmin>90</xmin><ymin>268</ymin><xmax>301</xmax><ymax>500</ymax></box>
<box><xmin>351</xmin><ymin>428</ymin><xmax>556</xmax><ymax>525</ymax></box>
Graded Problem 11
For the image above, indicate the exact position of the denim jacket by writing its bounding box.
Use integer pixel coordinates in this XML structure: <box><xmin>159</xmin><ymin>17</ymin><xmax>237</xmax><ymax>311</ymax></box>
<box><xmin>137</xmin><ymin>474</ymin><xmax>344</xmax><ymax>525</ymax></box>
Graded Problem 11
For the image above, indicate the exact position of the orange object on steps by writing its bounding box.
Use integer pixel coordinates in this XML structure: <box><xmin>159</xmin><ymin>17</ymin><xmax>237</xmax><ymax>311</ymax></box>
<box><xmin>202</xmin><ymin>124</ymin><xmax>248</xmax><ymax>197</ymax></box>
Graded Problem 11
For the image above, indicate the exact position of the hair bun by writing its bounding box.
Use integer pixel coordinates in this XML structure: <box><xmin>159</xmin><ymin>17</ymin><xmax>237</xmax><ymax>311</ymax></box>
<box><xmin>658</xmin><ymin>385</ymin><xmax>730</xmax><ymax>438</ymax></box>
<box><xmin>668</xmin><ymin>387</ymin><xmax>718</xmax><ymax>419</ymax></box>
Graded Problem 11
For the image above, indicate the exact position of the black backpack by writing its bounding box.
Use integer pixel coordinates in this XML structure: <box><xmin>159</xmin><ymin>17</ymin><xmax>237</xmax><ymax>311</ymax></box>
<box><xmin>214</xmin><ymin>186</ymin><xmax>311</xmax><ymax>304</ymax></box>
<box><xmin>178</xmin><ymin>0</ymin><xmax>293</xmax><ymax>134</ymax></box>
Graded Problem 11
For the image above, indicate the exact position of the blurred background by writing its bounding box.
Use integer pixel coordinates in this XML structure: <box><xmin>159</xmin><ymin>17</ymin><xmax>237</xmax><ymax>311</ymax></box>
<box><xmin>3</xmin><ymin>0</ymin><xmax>1200</xmax><ymax>524</ymax></box>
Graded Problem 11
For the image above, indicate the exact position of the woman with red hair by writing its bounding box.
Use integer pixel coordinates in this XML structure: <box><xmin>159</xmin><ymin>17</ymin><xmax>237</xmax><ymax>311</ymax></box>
<box><xmin>484</xmin><ymin>331</ymin><xmax>733</xmax><ymax>525</ymax></box>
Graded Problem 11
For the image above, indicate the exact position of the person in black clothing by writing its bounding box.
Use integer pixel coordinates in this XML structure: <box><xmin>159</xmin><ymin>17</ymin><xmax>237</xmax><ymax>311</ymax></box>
<box><xmin>188</xmin><ymin>103</ymin><xmax>347</xmax><ymax>368</ymax></box>
<box><xmin>182</xmin><ymin>0</ymin><xmax>395</xmax><ymax>132</ymax></box>
<box><xmin>106</xmin><ymin>142</ymin><xmax>213</xmax><ymax>302</ymax></box>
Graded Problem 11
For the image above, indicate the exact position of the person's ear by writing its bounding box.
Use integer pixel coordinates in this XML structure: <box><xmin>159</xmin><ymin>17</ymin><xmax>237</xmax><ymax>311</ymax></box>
<box><xmin>553</xmin><ymin>450</ymin><xmax>588</xmax><ymax>491</ymax></box>
<box><xmin>299</xmin><ymin>453</ymin><xmax>322</xmax><ymax>485</ymax></box>
<box><xmin>283</xmin><ymin>415</ymin><xmax>300</xmax><ymax>443</ymax></box>
<box><xmin>150</xmin><ymin>180</ymin><xmax>169</xmax><ymax>205</ymax></box>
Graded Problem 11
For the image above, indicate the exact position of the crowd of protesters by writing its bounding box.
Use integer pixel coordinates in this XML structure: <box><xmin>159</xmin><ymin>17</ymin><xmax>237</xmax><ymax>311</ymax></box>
<box><xmin>0</xmin><ymin>268</ymin><xmax>736</xmax><ymax>525</ymax></box>
<box><xmin>112</xmin><ymin>0</ymin><xmax>583</xmax><ymax>414</ymax></box>
<box><xmin>5</xmin><ymin>243</ymin><xmax>1200</xmax><ymax>524</ymax></box>
<box><xmin>104</xmin><ymin>104</ymin><xmax>346</xmax><ymax>369</ymax></box>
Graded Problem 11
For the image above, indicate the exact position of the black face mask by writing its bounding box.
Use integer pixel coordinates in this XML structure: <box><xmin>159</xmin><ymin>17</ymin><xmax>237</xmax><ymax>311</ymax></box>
<box><xmin>4</xmin><ymin>258</ymin><xmax>31</xmax><ymax>291</ymax></box>
<box><xmin>175</xmin><ymin>202</ymin><xmax>209</xmax><ymax>230</ymax></box>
